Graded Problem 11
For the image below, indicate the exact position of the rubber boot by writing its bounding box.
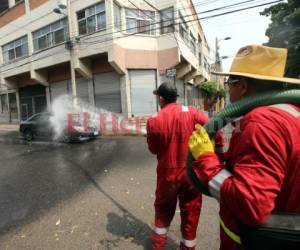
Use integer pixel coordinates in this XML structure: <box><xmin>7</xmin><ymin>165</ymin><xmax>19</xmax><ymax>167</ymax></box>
<box><xmin>150</xmin><ymin>232</ymin><xmax>167</xmax><ymax>250</ymax></box>
<box><xmin>180</xmin><ymin>242</ymin><xmax>196</xmax><ymax>250</ymax></box>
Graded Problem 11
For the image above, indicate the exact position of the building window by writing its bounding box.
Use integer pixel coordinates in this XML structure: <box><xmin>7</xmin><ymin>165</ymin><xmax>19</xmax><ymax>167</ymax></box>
<box><xmin>0</xmin><ymin>94</ymin><xmax>8</xmax><ymax>113</ymax></box>
<box><xmin>114</xmin><ymin>2</ymin><xmax>122</xmax><ymax>31</ymax></box>
<box><xmin>160</xmin><ymin>7</ymin><xmax>174</xmax><ymax>34</ymax></box>
<box><xmin>77</xmin><ymin>2</ymin><xmax>106</xmax><ymax>35</ymax></box>
<box><xmin>190</xmin><ymin>33</ymin><xmax>196</xmax><ymax>54</ymax></box>
<box><xmin>2</xmin><ymin>36</ymin><xmax>28</xmax><ymax>63</ymax></box>
<box><xmin>179</xmin><ymin>13</ymin><xmax>188</xmax><ymax>44</ymax></box>
<box><xmin>32</xmin><ymin>19</ymin><xmax>68</xmax><ymax>51</ymax></box>
<box><xmin>199</xmin><ymin>52</ymin><xmax>202</xmax><ymax>66</ymax></box>
<box><xmin>0</xmin><ymin>1</ymin><xmax>8</xmax><ymax>13</ymax></box>
<box><xmin>125</xmin><ymin>8</ymin><xmax>155</xmax><ymax>35</ymax></box>
<box><xmin>204</xmin><ymin>58</ymin><xmax>210</xmax><ymax>72</ymax></box>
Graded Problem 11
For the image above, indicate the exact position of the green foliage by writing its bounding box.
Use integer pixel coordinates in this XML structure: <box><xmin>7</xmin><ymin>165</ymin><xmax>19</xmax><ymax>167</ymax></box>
<box><xmin>199</xmin><ymin>81</ymin><xmax>218</xmax><ymax>98</ymax></box>
<box><xmin>218</xmin><ymin>87</ymin><xmax>226</xmax><ymax>99</ymax></box>
<box><xmin>261</xmin><ymin>0</ymin><xmax>300</xmax><ymax>78</ymax></box>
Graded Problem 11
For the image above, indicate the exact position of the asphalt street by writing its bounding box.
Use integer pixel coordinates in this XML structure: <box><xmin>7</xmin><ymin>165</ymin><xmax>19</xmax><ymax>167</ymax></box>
<box><xmin>0</xmin><ymin>137</ymin><xmax>220</xmax><ymax>250</ymax></box>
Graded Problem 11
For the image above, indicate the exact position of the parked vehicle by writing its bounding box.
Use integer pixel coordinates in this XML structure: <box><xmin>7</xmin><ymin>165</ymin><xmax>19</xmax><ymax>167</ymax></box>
<box><xmin>19</xmin><ymin>112</ymin><xmax>99</xmax><ymax>142</ymax></box>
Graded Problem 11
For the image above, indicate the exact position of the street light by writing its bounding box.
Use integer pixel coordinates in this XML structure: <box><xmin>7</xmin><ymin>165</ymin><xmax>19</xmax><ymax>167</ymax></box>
<box><xmin>215</xmin><ymin>36</ymin><xmax>231</xmax><ymax>64</ymax></box>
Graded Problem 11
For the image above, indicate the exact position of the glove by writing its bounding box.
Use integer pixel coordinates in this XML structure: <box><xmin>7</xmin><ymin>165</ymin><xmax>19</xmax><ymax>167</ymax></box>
<box><xmin>188</xmin><ymin>124</ymin><xmax>214</xmax><ymax>160</ymax></box>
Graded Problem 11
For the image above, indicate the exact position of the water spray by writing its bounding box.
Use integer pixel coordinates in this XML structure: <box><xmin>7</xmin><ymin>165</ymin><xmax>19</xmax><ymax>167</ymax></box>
<box><xmin>49</xmin><ymin>95</ymin><xmax>146</xmax><ymax>139</ymax></box>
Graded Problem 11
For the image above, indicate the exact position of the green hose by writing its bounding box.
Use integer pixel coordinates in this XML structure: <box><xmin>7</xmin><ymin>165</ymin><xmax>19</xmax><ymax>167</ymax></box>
<box><xmin>187</xmin><ymin>89</ymin><xmax>300</xmax><ymax>195</ymax></box>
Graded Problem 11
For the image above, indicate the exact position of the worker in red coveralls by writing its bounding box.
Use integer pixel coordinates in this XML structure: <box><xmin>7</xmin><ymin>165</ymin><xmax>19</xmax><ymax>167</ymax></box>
<box><xmin>146</xmin><ymin>82</ymin><xmax>224</xmax><ymax>250</ymax></box>
<box><xmin>188</xmin><ymin>45</ymin><xmax>300</xmax><ymax>250</ymax></box>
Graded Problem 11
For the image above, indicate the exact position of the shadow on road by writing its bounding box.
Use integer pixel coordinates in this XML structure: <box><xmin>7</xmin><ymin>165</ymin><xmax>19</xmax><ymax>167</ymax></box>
<box><xmin>76</xmin><ymin>161</ymin><xmax>178</xmax><ymax>249</ymax></box>
<box><xmin>0</xmin><ymin>137</ymin><xmax>178</xmax><ymax>249</ymax></box>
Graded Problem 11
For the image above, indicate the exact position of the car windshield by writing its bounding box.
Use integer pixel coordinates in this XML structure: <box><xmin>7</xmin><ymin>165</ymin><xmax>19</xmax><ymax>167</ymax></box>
<box><xmin>28</xmin><ymin>113</ymin><xmax>50</xmax><ymax>122</ymax></box>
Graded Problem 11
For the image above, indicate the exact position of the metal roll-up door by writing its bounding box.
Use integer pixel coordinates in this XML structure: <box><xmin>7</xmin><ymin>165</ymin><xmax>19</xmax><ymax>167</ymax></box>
<box><xmin>94</xmin><ymin>72</ymin><xmax>121</xmax><ymax>113</ymax></box>
<box><xmin>129</xmin><ymin>69</ymin><xmax>157</xmax><ymax>116</ymax></box>
<box><xmin>196</xmin><ymin>87</ymin><xmax>201</xmax><ymax>107</ymax></box>
<box><xmin>192</xmin><ymin>86</ymin><xmax>198</xmax><ymax>107</ymax></box>
<box><xmin>76</xmin><ymin>78</ymin><xmax>89</xmax><ymax>104</ymax></box>
<box><xmin>176</xmin><ymin>80</ymin><xmax>185</xmax><ymax>105</ymax></box>
<box><xmin>50</xmin><ymin>80</ymin><xmax>69</xmax><ymax>102</ymax></box>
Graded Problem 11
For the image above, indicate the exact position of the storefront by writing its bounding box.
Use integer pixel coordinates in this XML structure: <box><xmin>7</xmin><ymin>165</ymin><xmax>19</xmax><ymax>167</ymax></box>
<box><xmin>19</xmin><ymin>85</ymin><xmax>47</xmax><ymax>121</ymax></box>
<box><xmin>129</xmin><ymin>69</ymin><xmax>157</xmax><ymax>116</ymax></box>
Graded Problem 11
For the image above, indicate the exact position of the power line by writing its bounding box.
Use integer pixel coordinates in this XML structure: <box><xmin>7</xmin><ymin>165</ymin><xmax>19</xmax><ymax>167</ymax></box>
<box><xmin>3</xmin><ymin>0</ymin><xmax>274</xmax><ymax>49</ymax></box>
<box><xmin>0</xmin><ymin>0</ymin><xmax>282</xmax><ymax>75</ymax></box>
<box><xmin>0</xmin><ymin>0</ymin><xmax>273</xmax><ymax>43</ymax></box>
<box><xmin>1</xmin><ymin>0</ymin><xmax>263</xmax><ymax>58</ymax></box>
<box><xmin>83</xmin><ymin>0</ymin><xmax>280</xmax><ymax>43</ymax></box>
<box><xmin>80</xmin><ymin>0</ymin><xmax>283</xmax><ymax>46</ymax></box>
<box><xmin>104</xmin><ymin>0</ymin><xmax>277</xmax><ymax>38</ymax></box>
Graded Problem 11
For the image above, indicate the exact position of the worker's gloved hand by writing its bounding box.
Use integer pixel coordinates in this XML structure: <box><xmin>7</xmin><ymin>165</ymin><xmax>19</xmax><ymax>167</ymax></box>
<box><xmin>188</xmin><ymin>124</ymin><xmax>214</xmax><ymax>160</ymax></box>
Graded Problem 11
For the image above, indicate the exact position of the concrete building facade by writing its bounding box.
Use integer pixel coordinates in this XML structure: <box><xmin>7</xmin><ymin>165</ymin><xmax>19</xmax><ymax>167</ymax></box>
<box><xmin>0</xmin><ymin>0</ymin><xmax>211</xmax><ymax>123</ymax></box>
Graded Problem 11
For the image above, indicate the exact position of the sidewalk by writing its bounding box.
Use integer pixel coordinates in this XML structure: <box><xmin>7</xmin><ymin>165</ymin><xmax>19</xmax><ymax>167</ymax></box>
<box><xmin>0</xmin><ymin>123</ymin><xmax>19</xmax><ymax>132</ymax></box>
<box><xmin>0</xmin><ymin>124</ymin><xmax>20</xmax><ymax>144</ymax></box>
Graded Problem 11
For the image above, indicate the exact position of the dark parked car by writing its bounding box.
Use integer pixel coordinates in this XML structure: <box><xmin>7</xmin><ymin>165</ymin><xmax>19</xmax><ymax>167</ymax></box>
<box><xmin>20</xmin><ymin>112</ymin><xmax>99</xmax><ymax>142</ymax></box>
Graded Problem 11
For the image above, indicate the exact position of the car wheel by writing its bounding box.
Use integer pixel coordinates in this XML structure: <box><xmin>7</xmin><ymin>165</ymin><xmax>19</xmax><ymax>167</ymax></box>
<box><xmin>61</xmin><ymin>134</ymin><xmax>71</xmax><ymax>143</ymax></box>
<box><xmin>23</xmin><ymin>129</ymin><xmax>34</xmax><ymax>141</ymax></box>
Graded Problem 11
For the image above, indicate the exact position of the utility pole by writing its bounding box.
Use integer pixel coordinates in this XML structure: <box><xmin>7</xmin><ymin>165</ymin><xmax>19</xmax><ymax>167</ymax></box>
<box><xmin>215</xmin><ymin>37</ymin><xmax>220</xmax><ymax>67</ymax></box>
<box><xmin>66</xmin><ymin>0</ymin><xmax>77</xmax><ymax>105</ymax></box>
<box><xmin>54</xmin><ymin>1</ymin><xmax>77</xmax><ymax>105</ymax></box>
<box><xmin>213</xmin><ymin>37</ymin><xmax>231</xmax><ymax>114</ymax></box>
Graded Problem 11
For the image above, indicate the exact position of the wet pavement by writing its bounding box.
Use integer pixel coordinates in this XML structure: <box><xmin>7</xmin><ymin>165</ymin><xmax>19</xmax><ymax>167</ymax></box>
<box><xmin>0</xmin><ymin>137</ymin><xmax>219</xmax><ymax>250</ymax></box>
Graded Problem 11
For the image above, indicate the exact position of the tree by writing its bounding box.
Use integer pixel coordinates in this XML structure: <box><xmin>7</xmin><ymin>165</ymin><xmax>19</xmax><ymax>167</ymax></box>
<box><xmin>199</xmin><ymin>80</ymin><xmax>218</xmax><ymax>99</ymax></box>
<box><xmin>218</xmin><ymin>87</ymin><xmax>226</xmax><ymax>99</ymax></box>
<box><xmin>199</xmin><ymin>80</ymin><xmax>219</xmax><ymax>117</ymax></box>
<box><xmin>261</xmin><ymin>0</ymin><xmax>300</xmax><ymax>78</ymax></box>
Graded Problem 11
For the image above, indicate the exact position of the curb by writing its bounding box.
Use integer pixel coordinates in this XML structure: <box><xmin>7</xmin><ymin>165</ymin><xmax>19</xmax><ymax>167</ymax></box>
<box><xmin>0</xmin><ymin>134</ymin><xmax>146</xmax><ymax>146</ymax></box>
<box><xmin>0</xmin><ymin>137</ymin><xmax>67</xmax><ymax>147</ymax></box>
<box><xmin>101</xmin><ymin>132</ymin><xmax>146</xmax><ymax>137</ymax></box>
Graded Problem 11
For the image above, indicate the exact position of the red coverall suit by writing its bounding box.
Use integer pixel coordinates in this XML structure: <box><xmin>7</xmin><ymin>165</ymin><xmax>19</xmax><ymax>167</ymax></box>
<box><xmin>192</xmin><ymin>104</ymin><xmax>300</xmax><ymax>250</ymax></box>
<box><xmin>147</xmin><ymin>102</ymin><xmax>224</xmax><ymax>250</ymax></box>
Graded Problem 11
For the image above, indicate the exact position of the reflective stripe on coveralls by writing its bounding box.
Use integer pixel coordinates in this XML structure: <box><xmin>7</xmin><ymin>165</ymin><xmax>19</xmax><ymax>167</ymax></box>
<box><xmin>181</xmin><ymin>238</ymin><xmax>196</xmax><ymax>247</ymax></box>
<box><xmin>209</xmin><ymin>104</ymin><xmax>300</xmax><ymax>244</ymax></box>
<box><xmin>154</xmin><ymin>227</ymin><xmax>168</xmax><ymax>235</ymax></box>
<box><xmin>270</xmin><ymin>104</ymin><xmax>300</xmax><ymax>118</ymax></box>
<box><xmin>182</xmin><ymin>106</ymin><xmax>189</xmax><ymax>112</ymax></box>
<box><xmin>208</xmin><ymin>169</ymin><xmax>232</xmax><ymax>201</ymax></box>
<box><xmin>219</xmin><ymin>217</ymin><xmax>242</xmax><ymax>244</ymax></box>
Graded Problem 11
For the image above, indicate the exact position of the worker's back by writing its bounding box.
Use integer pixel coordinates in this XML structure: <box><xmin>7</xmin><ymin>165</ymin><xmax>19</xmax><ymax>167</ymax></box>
<box><xmin>224</xmin><ymin>103</ymin><xmax>300</xmax><ymax>232</ymax></box>
<box><xmin>270</xmin><ymin>104</ymin><xmax>300</xmax><ymax>212</ymax></box>
<box><xmin>147</xmin><ymin>102</ymin><xmax>208</xmax><ymax>182</ymax></box>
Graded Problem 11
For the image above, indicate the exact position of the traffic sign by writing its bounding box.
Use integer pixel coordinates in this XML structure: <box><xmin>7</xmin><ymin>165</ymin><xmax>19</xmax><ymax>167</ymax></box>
<box><xmin>166</xmin><ymin>69</ymin><xmax>177</xmax><ymax>78</ymax></box>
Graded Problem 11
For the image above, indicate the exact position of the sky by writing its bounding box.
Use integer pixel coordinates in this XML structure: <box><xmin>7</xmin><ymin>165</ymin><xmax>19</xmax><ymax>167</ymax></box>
<box><xmin>194</xmin><ymin>0</ymin><xmax>281</xmax><ymax>71</ymax></box>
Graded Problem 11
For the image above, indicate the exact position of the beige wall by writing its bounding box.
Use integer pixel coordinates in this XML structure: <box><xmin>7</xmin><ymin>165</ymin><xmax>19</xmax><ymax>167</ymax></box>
<box><xmin>0</xmin><ymin>0</ymin><xmax>210</xmax><ymax>88</ymax></box>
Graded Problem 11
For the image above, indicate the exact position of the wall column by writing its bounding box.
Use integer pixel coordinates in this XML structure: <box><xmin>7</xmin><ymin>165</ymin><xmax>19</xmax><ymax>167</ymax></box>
<box><xmin>24</xmin><ymin>0</ymin><xmax>30</xmax><ymax>13</ymax></box>
<box><xmin>16</xmin><ymin>89</ymin><xmax>21</xmax><ymax>122</ymax></box>
<box><xmin>120</xmin><ymin>72</ymin><xmax>131</xmax><ymax>117</ymax></box>
<box><xmin>8</xmin><ymin>0</ymin><xmax>16</xmax><ymax>8</ymax></box>
<box><xmin>88</xmin><ymin>79</ymin><xmax>95</xmax><ymax>106</ymax></box>
<box><xmin>45</xmin><ymin>86</ymin><xmax>51</xmax><ymax>111</ymax></box>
